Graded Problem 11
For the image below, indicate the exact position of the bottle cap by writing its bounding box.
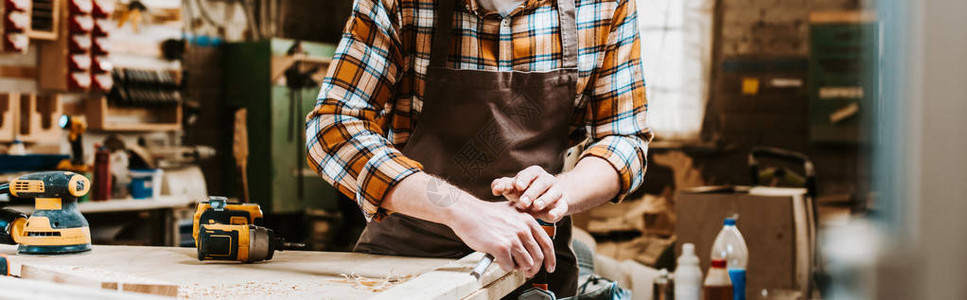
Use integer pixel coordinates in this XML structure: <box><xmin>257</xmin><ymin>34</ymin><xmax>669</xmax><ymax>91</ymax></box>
<box><xmin>710</xmin><ymin>259</ymin><xmax>726</xmax><ymax>268</ymax></box>
<box><xmin>682</xmin><ymin>243</ymin><xmax>695</xmax><ymax>254</ymax></box>
<box><xmin>679</xmin><ymin>243</ymin><xmax>700</xmax><ymax>265</ymax></box>
<box><xmin>723</xmin><ymin>218</ymin><xmax>736</xmax><ymax>226</ymax></box>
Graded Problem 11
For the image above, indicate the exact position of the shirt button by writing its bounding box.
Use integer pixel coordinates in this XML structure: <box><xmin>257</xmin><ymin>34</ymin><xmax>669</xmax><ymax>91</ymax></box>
<box><xmin>501</xmin><ymin>19</ymin><xmax>510</xmax><ymax>27</ymax></box>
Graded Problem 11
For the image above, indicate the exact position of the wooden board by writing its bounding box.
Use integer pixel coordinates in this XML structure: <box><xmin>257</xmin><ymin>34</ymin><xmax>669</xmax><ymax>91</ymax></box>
<box><xmin>0</xmin><ymin>245</ymin><xmax>524</xmax><ymax>299</ymax></box>
<box><xmin>0</xmin><ymin>275</ymin><xmax>167</xmax><ymax>300</ymax></box>
<box><xmin>21</xmin><ymin>264</ymin><xmax>179</xmax><ymax>297</ymax></box>
<box><xmin>374</xmin><ymin>252</ymin><xmax>523</xmax><ymax>300</ymax></box>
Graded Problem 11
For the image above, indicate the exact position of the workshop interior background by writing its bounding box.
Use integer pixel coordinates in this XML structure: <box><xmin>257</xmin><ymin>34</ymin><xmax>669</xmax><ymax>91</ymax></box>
<box><xmin>0</xmin><ymin>0</ymin><xmax>965</xmax><ymax>298</ymax></box>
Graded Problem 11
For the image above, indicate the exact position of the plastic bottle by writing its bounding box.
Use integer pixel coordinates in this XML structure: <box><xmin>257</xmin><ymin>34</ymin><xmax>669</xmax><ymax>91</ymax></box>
<box><xmin>703</xmin><ymin>259</ymin><xmax>733</xmax><ymax>300</ymax></box>
<box><xmin>711</xmin><ymin>217</ymin><xmax>749</xmax><ymax>300</ymax></box>
<box><xmin>675</xmin><ymin>243</ymin><xmax>703</xmax><ymax>300</ymax></box>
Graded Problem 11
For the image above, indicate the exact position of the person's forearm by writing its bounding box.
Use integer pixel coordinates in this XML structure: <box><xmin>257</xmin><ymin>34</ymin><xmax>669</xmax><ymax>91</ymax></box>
<box><xmin>381</xmin><ymin>172</ymin><xmax>471</xmax><ymax>225</ymax></box>
<box><xmin>558</xmin><ymin>156</ymin><xmax>621</xmax><ymax>215</ymax></box>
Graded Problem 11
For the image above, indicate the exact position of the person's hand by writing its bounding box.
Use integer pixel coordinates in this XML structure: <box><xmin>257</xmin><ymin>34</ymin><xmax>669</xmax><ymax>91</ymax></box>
<box><xmin>491</xmin><ymin>165</ymin><xmax>569</xmax><ymax>223</ymax></box>
<box><xmin>447</xmin><ymin>199</ymin><xmax>556</xmax><ymax>277</ymax></box>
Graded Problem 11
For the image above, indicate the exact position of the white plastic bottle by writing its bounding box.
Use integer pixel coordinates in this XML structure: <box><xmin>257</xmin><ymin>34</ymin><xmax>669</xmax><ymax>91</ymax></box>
<box><xmin>675</xmin><ymin>243</ymin><xmax>703</xmax><ymax>300</ymax></box>
<box><xmin>711</xmin><ymin>217</ymin><xmax>749</xmax><ymax>300</ymax></box>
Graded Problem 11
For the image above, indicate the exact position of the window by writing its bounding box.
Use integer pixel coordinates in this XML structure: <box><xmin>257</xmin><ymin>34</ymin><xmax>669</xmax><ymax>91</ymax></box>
<box><xmin>637</xmin><ymin>0</ymin><xmax>714</xmax><ymax>140</ymax></box>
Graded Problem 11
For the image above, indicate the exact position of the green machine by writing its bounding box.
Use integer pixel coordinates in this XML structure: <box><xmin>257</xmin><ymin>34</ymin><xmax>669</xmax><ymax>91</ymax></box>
<box><xmin>223</xmin><ymin>39</ymin><xmax>338</xmax><ymax>213</ymax></box>
<box><xmin>808</xmin><ymin>14</ymin><xmax>879</xmax><ymax>143</ymax></box>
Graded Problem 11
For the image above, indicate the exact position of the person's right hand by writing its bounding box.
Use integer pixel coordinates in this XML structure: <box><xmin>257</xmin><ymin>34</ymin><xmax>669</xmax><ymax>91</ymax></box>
<box><xmin>447</xmin><ymin>199</ymin><xmax>556</xmax><ymax>277</ymax></box>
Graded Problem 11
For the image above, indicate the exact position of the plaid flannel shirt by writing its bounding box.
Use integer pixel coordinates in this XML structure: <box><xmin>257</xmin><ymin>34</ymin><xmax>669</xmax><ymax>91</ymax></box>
<box><xmin>307</xmin><ymin>0</ymin><xmax>653</xmax><ymax>221</ymax></box>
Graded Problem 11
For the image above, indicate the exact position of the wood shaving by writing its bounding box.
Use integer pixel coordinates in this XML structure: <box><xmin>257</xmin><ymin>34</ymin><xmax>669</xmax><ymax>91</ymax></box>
<box><xmin>330</xmin><ymin>273</ymin><xmax>414</xmax><ymax>293</ymax></box>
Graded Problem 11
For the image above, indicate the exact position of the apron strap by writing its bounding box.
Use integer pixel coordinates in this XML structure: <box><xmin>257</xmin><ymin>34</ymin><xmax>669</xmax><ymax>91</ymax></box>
<box><xmin>557</xmin><ymin>0</ymin><xmax>578</xmax><ymax>69</ymax></box>
<box><xmin>429</xmin><ymin>0</ymin><xmax>458</xmax><ymax>69</ymax></box>
<box><xmin>429</xmin><ymin>0</ymin><xmax>579</xmax><ymax>69</ymax></box>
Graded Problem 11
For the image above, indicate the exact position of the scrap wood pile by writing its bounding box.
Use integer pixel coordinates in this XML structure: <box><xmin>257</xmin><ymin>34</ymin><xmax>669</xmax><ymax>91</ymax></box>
<box><xmin>584</xmin><ymin>194</ymin><xmax>676</xmax><ymax>267</ymax></box>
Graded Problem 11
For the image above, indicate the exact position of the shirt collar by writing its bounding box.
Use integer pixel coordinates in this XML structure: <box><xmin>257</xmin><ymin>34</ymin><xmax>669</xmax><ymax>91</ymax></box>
<box><xmin>462</xmin><ymin>0</ymin><xmax>545</xmax><ymax>18</ymax></box>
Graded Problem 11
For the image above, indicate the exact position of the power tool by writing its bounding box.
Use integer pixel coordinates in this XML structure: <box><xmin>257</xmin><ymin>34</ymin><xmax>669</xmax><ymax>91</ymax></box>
<box><xmin>0</xmin><ymin>171</ymin><xmax>93</xmax><ymax>254</ymax></box>
<box><xmin>191</xmin><ymin>196</ymin><xmax>263</xmax><ymax>245</ymax></box>
<box><xmin>54</xmin><ymin>115</ymin><xmax>90</xmax><ymax>173</ymax></box>
<box><xmin>192</xmin><ymin>196</ymin><xmax>302</xmax><ymax>262</ymax></box>
<box><xmin>196</xmin><ymin>223</ymin><xmax>303</xmax><ymax>262</ymax></box>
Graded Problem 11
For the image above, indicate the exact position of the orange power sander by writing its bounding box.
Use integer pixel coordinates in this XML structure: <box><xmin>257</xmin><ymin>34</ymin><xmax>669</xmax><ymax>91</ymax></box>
<box><xmin>0</xmin><ymin>171</ymin><xmax>93</xmax><ymax>254</ymax></box>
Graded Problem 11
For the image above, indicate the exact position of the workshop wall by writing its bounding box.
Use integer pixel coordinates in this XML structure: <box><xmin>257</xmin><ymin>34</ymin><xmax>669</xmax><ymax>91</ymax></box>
<box><xmin>280</xmin><ymin>0</ymin><xmax>353</xmax><ymax>43</ymax></box>
<box><xmin>694</xmin><ymin>0</ymin><xmax>872</xmax><ymax>207</ymax></box>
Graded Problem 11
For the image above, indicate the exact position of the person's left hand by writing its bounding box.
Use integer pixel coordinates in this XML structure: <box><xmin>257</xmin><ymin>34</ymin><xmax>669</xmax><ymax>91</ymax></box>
<box><xmin>491</xmin><ymin>166</ymin><xmax>569</xmax><ymax>223</ymax></box>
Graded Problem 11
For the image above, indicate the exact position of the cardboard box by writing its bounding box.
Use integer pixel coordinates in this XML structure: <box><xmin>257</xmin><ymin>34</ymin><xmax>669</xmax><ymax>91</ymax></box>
<box><xmin>675</xmin><ymin>186</ymin><xmax>814</xmax><ymax>296</ymax></box>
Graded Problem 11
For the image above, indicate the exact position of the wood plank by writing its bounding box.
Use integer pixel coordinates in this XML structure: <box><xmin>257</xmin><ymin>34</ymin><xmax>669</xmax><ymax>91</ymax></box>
<box><xmin>0</xmin><ymin>275</ymin><xmax>167</xmax><ymax>300</ymax></box>
<box><xmin>373</xmin><ymin>252</ymin><xmax>525</xmax><ymax>300</ymax></box>
<box><xmin>21</xmin><ymin>264</ymin><xmax>180</xmax><ymax>297</ymax></box>
<box><xmin>460</xmin><ymin>270</ymin><xmax>526</xmax><ymax>300</ymax></box>
<box><xmin>0</xmin><ymin>245</ymin><xmax>457</xmax><ymax>299</ymax></box>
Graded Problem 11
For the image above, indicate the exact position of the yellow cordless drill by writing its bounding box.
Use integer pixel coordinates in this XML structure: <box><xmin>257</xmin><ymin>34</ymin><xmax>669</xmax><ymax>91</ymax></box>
<box><xmin>0</xmin><ymin>171</ymin><xmax>93</xmax><ymax>254</ymax></box>
<box><xmin>192</xmin><ymin>197</ymin><xmax>302</xmax><ymax>263</ymax></box>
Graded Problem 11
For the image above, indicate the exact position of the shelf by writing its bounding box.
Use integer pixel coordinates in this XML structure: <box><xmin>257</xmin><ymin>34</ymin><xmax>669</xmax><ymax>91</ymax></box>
<box><xmin>8</xmin><ymin>195</ymin><xmax>197</xmax><ymax>214</ymax></box>
<box><xmin>85</xmin><ymin>97</ymin><xmax>182</xmax><ymax>132</ymax></box>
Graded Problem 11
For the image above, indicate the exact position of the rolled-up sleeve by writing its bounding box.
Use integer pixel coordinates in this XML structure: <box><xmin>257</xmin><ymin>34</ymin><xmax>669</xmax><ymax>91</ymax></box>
<box><xmin>579</xmin><ymin>0</ymin><xmax>653</xmax><ymax>202</ymax></box>
<box><xmin>306</xmin><ymin>0</ymin><xmax>421</xmax><ymax>221</ymax></box>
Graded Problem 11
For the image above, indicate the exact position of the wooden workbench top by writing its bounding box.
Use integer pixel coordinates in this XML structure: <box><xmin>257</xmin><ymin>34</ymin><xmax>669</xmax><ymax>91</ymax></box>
<box><xmin>0</xmin><ymin>245</ymin><xmax>523</xmax><ymax>299</ymax></box>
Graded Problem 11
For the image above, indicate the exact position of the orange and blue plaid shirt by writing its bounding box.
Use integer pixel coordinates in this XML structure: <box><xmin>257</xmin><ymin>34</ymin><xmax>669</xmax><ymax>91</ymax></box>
<box><xmin>307</xmin><ymin>0</ymin><xmax>653</xmax><ymax>221</ymax></box>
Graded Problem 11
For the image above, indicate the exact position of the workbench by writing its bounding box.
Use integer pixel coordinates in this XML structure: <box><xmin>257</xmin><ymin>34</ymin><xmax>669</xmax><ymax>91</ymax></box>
<box><xmin>0</xmin><ymin>245</ymin><xmax>525</xmax><ymax>299</ymax></box>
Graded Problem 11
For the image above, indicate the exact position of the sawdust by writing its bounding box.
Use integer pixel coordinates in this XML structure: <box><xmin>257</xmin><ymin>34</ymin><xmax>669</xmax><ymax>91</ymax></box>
<box><xmin>176</xmin><ymin>274</ymin><xmax>414</xmax><ymax>299</ymax></box>
<box><xmin>178</xmin><ymin>280</ymin><xmax>307</xmax><ymax>299</ymax></box>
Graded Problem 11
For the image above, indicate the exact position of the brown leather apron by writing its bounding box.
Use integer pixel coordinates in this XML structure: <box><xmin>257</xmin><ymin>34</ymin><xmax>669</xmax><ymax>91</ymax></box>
<box><xmin>355</xmin><ymin>0</ymin><xmax>580</xmax><ymax>296</ymax></box>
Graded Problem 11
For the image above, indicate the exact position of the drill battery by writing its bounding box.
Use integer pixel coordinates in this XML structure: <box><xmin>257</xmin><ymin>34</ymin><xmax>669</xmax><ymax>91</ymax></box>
<box><xmin>191</xmin><ymin>196</ymin><xmax>263</xmax><ymax>245</ymax></box>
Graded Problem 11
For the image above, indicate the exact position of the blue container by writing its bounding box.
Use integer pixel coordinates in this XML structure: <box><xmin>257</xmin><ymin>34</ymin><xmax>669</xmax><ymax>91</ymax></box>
<box><xmin>129</xmin><ymin>169</ymin><xmax>162</xmax><ymax>199</ymax></box>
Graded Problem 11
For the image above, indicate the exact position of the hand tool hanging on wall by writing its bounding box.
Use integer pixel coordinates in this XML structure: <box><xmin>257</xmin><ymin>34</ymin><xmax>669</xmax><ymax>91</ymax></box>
<box><xmin>116</xmin><ymin>0</ymin><xmax>146</xmax><ymax>32</ymax></box>
<box><xmin>233</xmin><ymin>109</ymin><xmax>250</xmax><ymax>203</ymax></box>
<box><xmin>0</xmin><ymin>171</ymin><xmax>93</xmax><ymax>254</ymax></box>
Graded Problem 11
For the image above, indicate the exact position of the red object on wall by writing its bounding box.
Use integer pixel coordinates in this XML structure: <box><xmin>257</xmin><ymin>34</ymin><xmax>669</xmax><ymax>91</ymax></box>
<box><xmin>91</xmin><ymin>0</ymin><xmax>114</xmax><ymax>18</ymax></box>
<box><xmin>68</xmin><ymin>0</ymin><xmax>92</xmax><ymax>14</ymax></box>
<box><xmin>91</xmin><ymin>73</ymin><xmax>112</xmax><ymax>91</ymax></box>
<box><xmin>92</xmin><ymin>145</ymin><xmax>111</xmax><ymax>201</ymax></box>
<box><xmin>68</xmin><ymin>72</ymin><xmax>92</xmax><ymax>89</ymax></box>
